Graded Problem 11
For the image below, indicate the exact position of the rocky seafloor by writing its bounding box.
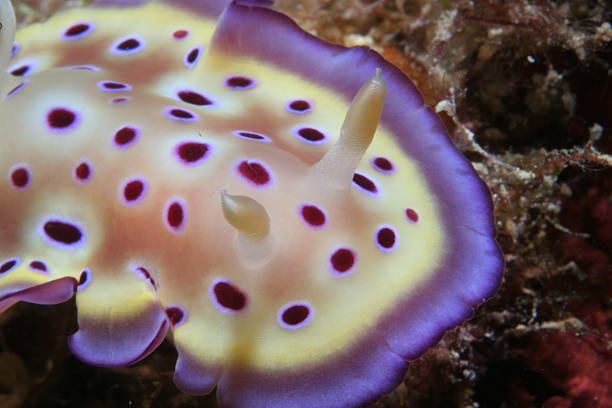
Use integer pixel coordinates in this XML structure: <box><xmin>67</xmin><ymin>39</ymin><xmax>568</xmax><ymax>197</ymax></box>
<box><xmin>1</xmin><ymin>1</ymin><xmax>610</xmax><ymax>407</ymax></box>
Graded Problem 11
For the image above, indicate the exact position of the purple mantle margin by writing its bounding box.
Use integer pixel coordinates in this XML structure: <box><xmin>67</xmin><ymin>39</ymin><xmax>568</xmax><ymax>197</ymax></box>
<box><xmin>0</xmin><ymin>277</ymin><xmax>77</xmax><ymax>313</ymax></box>
<box><xmin>168</xmin><ymin>2</ymin><xmax>505</xmax><ymax>408</ymax></box>
<box><xmin>1</xmin><ymin>1</ymin><xmax>504</xmax><ymax>407</ymax></box>
<box><xmin>91</xmin><ymin>0</ymin><xmax>273</xmax><ymax>18</ymax></box>
<box><xmin>68</xmin><ymin>302</ymin><xmax>169</xmax><ymax>368</ymax></box>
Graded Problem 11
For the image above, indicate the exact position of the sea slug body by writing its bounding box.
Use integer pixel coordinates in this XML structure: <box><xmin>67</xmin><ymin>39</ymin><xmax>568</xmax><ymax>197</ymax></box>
<box><xmin>0</xmin><ymin>0</ymin><xmax>503</xmax><ymax>407</ymax></box>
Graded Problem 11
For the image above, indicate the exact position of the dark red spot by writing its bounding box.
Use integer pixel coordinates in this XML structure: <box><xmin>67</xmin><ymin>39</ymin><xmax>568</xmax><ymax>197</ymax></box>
<box><xmin>78</xmin><ymin>270</ymin><xmax>89</xmax><ymax>286</ymax></box>
<box><xmin>226</xmin><ymin>76</ymin><xmax>253</xmax><ymax>89</ymax></box>
<box><xmin>136</xmin><ymin>266</ymin><xmax>156</xmax><ymax>289</ymax></box>
<box><xmin>44</xmin><ymin>220</ymin><xmax>83</xmax><ymax>245</ymax></box>
<box><xmin>377</xmin><ymin>227</ymin><xmax>396</xmax><ymax>249</ymax></box>
<box><xmin>282</xmin><ymin>305</ymin><xmax>310</xmax><ymax>326</ymax></box>
<box><xmin>10</xmin><ymin>65</ymin><xmax>29</xmax><ymax>76</ymax></box>
<box><xmin>301</xmin><ymin>205</ymin><xmax>326</xmax><ymax>227</ymax></box>
<box><xmin>117</xmin><ymin>38</ymin><xmax>140</xmax><ymax>50</ymax></box>
<box><xmin>124</xmin><ymin>180</ymin><xmax>145</xmax><ymax>202</ymax></box>
<box><xmin>186</xmin><ymin>47</ymin><xmax>200</xmax><ymax>64</ymax></box>
<box><xmin>352</xmin><ymin>173</ymin><xmax>377</xmax><ymax>193</ymax></box>
<box><xmin>10</xmin><ymin>167</ymin><xmax>29</xmax><ymax>188</ymax></box>
<box><xmin>169</xmin><ymin>108</ymin><xmax>195</xmax><ymax>119</ymax></box>
<box><xmin>176</xmin><ymin>142</ymin><xmax>209</xmax><ymax>163</ymax></box>
<box><xmin>6</xmin><ymin>81</ymin><xmax>27</xmax><ymax>97</ymax></box>
<box><xmin>47</xmin><ymin>108</ymin><xmax>77</xmax><ymax>129</ymax></box>
<box><xmin>75</xmin><ymin>162</ymin><xmax>91</xmax><ymax>181</ymax></box>
<box><xmin>237</xmin><ymin>131</ymin><xmax>265</xmax><ymax>140</ymax></box>
<box><xmin>373</xmin><ymin>157</ymin><xmax>394</xmax><ymax>172</ymax></box>
<box><xmin>330</xmin><ymin>248</ymin><xmax>355</xmax><ymax>273</ymax></box>
<box><xmin>110</xmin><ymin>97</ymin><xmax>129</xmax><ymax>104</ymax></box>
<box><xmin>64</xmin><ymin>23</ymin><xmax>90</xmax><ymax>37</ymax></box>
<box><xmin>0</xmin><ymin>260</ymin><xmax>17</xmax><ymax>274</ymax></box>
<box><xmin>166</xmin><ymin>307</ymin><xmax>185</xmax><ymax>326</ymax></box>
<box><xmin>173</xmin><ymin>29</ymin><xmax>188</xmax><ymax>39</ymax></box>
<box><xmin>167</xmin><ymin>202</ymin><xmax>184</xmax><ymax>229</ymax></box>
<box><xmin>405</xmin><ymin>208</ymin><xmax>419</xmax><ymax>222</ymax></box>
<box><xmin>213</xmin><ymin>281</ymin><xmax>247</xmax><ymax>311</ymax></box>
<box><xmin>29</xmin><ymin>260</ymin><xmax>47</xmax><ymax>272</ymax></box>
<box><xmin>289</xmin><ymin>100</ymin><xmax>310</xmax><ymax>112</ymax></box>
<box><xmin>101</xmin><ymin>81</ymin><xmax>129</xmax><ymax>90</ymax></box>
<box><xmin>297</xmin><ymin>127</ymin><xmax>325</xmax><ymax>142</ymax></box>
<box><xmin>238</xmin><ymin>160</ymin><xmax>270</xmax><ymax>185</ymax></box>
<box><xmin>178</xmin><ymin>90</ymin><xmax>212</xmax><ymax>106</ymax></box>
<box><xmin>114</xmin><ymin>126</ymin><xmax>137</xmax><ymax>146</ymax></box>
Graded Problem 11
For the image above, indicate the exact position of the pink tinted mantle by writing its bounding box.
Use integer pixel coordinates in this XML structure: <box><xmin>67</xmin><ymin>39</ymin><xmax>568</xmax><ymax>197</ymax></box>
<box><xmin>0</xmin><ymin>1</ymin><xmax>503</xmax><ymax>407</ymax></box>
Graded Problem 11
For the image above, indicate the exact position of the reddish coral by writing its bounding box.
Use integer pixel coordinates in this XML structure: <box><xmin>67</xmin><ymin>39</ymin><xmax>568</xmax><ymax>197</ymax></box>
<box><xmin>559</xmin><ymin>170</ymin><xmax>611</xmax><ymax>290</ymax></box>
<box><xmin>525</xmin><ymin>321</ymin><xmax>611</xmax><ymax>408</ymax></box>
<box><xmin>526</xmin><ymin>170</ymin><xmax>612</xmax><ymax>408</ymax></box>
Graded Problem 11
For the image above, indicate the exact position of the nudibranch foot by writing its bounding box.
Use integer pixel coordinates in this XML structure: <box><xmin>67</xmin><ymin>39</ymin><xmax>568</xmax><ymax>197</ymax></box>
<box><xmin>0</xmin><ymin>0</ymin><xmax>504</xmax><ymax>407</ymax></box>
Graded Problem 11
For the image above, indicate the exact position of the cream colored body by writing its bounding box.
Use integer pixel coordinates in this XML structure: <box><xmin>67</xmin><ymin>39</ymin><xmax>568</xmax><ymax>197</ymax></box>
<box><xmin>0</xmin><ymin>3</ymin><xmax>444</xmax><ymax>372</ymax></box>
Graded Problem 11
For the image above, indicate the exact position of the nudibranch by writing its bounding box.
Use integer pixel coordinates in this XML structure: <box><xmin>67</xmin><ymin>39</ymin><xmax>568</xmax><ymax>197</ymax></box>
<box><xmin>0</xmin><ymin>0</ymin><xmax>503</xmax><ymax>406</ymax></box>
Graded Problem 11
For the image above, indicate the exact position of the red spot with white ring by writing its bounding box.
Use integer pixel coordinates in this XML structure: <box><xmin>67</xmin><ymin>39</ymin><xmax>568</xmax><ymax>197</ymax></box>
<box><xmin>352</xmin><ymin>172</ymin><xmax>378</xmax><ymax>195</ymax></box>
<box><xmin>166</xmin><ymin>305</ymin><xmax>187</xmax><ymax>327</ymax></box>
<box><xmin>9</xmin><ymin>164</ymin><xmax>30</xmax><ymax>189</ymax></box>
<box><xmin>175</xmin><ymin>141</ymin><xmax>210</xmax><ymax>165</ymax></box>
<box><xmin>98</xmin><ymin>80</ymin><xmax>131</xmax><ymax>91</ymax></box>
<box><xmin>164</xmin><ymin>198</ymin><xmax>186</xmax><ymax>232</ymax></box>
<box><xmin>294</xmin><ymin>126</ymin><xmax>327</xmax><ymax>144</ymax></box>
<box><xmin>329</xmin><ymin>247</ymin><xmax>357</xmax><ymax>275</ymax></box>
<box><xmin>29</xmin><ymin>260</ymin><xmax>48</xmax><ymax>273</ymax></box>
<box><xmin>173</xmin><ymin>29</ymin><xmax>188</xmax><ymax>39</ymax></box>
<box><xmin>210</xmin><ymin>279</ymin><xmax>248</xmax><ymax>313</ymax></box>
<box><xmin>287</xmin><ymin>99</ymin><xmax>312</xmax><ymax>114</ymax></box>
<box><xmin>40</xmin><ymin>218</ymin><xmax>86</xmax><ymax>249</ymax></box>
<box><xmin>164</xmin><ymin>106</ymin><xmax>198</xmax><ymax>122</ymax></box>
<box><xmin>300</xmin><ymin>203</ymin><xmax>327</xmax><ymax>229</ymax></box>
<box><xmin>237</xmin><ymin>160</ymin><xmax>272</xmax><ymax>186</ymax></box>
<box><xmin>47</xmin><ymin>107</ymin><xmax>79</xmax><ymax>131</ymax></box>
<box><xmin>0</xmin><ymin>258</ymin><xmax>19</xmax><ymax>274</ymax></box>
<box><xmin>74</xmin><ymin>160</ymin><xmax>93</xmax><ymax>182</ymax></box>
<box><xmin>232</xmin><ymin>130</ymin><xmax>270</xmax><ymax>142</ymax></box>
<box><xmin>371</xmin><ymin>156</ymin><xmax>395</xmax><ymax>173</ymax></box>
<box><xmin>4</xmin><ymin>80</ymin><xmax>28</xmax><ymax>100</ymax></box>
<box><xmin>177</xmin><ymin>90</ymin><xmax>213</xmax><ymax>106</ymax></box>
<box><xmin>113</xmin><ymin>126</ymin><xmax>139</xmax><ymax>147</ymax></box>
<box><xmin>184</xmin><ymin>46</ymin><xmax>203</xmax><ymax>68</ymax></box>
<box><xmin>225</xmin><ymin>75</ymin><xmax>256</xmax><ymax>89</ymax></box>
<box><xmin>121</xmin><ymin>177</ymin><xmax>147</xmax><ymax>204</ymax></box>
<box><xmin>111</xmin><ymin>35</ymin><xmax>146</xmax><ymax>54</ymax></box>
<box><xmin>278</xmin><ymin>301</ymin><xmax>314</xmax><ymax>330</ymax></box>
<box><xmin>62</xmin><ymin>22</ymin><xmax>94</xmax><ymax>39</ymax></box>
<box><xmin>77</xmin><ymin>269</ymin><xmax>91</xmax><ymax>291</ymax></box>
<box><xmin>375</xmin><ymin>225</ymin><xmax>398</xmax><ymax>252</ymax></box>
